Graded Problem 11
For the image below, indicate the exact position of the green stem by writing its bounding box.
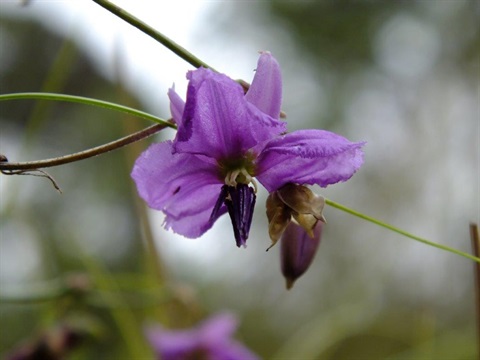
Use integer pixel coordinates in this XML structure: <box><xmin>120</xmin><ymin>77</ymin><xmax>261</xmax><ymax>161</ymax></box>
<box><xmin>91</xmin><ymin>0</ymin><xmax>215</xmax><ymax>71</ymax></box>
<box><xmin>77</xmin><ymin>251</ymin><xmax>152</xmax><ymax>358</ymax></box>
<box><xmin>325</xmin><ymin>199</ymin><xmax>480</xmax><ymax>263</ymax></box>
<box><xmin>0</xmin><ymin>92</ymin><xmax>173</xmax><ymax>127</ymax></box>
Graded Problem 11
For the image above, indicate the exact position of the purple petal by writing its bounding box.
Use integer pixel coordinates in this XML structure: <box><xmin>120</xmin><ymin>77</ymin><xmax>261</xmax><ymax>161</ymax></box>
<box><xmin>256</xmin><ymin>130</ymin><xmax>366</xmax><ymax>192</ymax></box>
<box><xmin>245</xmin><ymin>52</ymin><xmax>282</xmax><ymax>119</ymax></box>
<box><xmin>164</xmin><ymin>198</ymin><xmax>227</xmax><ymax>239</ymax></box>
<box><xmin>146</xmin><ymin>313</ymin><xmax>259</xmax><ymax>360</ymax></box>
<box><xmin>146</xmin><ymin>326</ymin><xmax>199</xmax><ymax>360</ymax></box>
<box><xmin>174</xmin><ymin>67</ymin><xmax>286</xmax><ymax>159</ymax></box>
<box><xmin>131</xmin><ymin>141</ymin><xmax>224</xmax><ymax>238</ymax></box>
<box><xmin>210</xmin><ymin>185</ymin><xmax>229</xmax><ymax>223</ymax></box>
<box><xmin>199</xmin><ymin>313</ymin><xmax>239</xmax><ymax>342</ymax></box>
<box><xmin>199</xmin><ymin>313</ymin><xmax>259</xmax><ymax>360</ymax></box>
<box><xmin>210</xmin><ymin>341</ymin><xmax>260</xmax><ymax>360</ymax></box>
<box><xmin>168</xmin><ymin>85</ymin><xmax>185</xmax><ymax>126</ymax></box>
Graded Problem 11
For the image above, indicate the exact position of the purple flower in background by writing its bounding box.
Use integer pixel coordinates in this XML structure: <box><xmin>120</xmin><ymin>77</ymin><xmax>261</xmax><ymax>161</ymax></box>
<box><xmin>146</xmin><ymin>313</ymin><xmax>259</xmax><ymax>360</ymax></box>
<box><xmin>132</xmin><ymin>52</ymin><xmax>365</xmax><ymax>247</ymax></box>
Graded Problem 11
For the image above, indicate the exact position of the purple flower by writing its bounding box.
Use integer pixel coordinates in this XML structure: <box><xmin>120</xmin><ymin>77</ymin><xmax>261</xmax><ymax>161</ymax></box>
<box><xmin>132</xmin><ymin>52</ymin><xmax>365</xmax><ymax>247</ymax></box>
<box><xmin>6</xmin><ymin>325</ymin><xmax>82</xmax><ymax>360</ymax></box>
<box><xmin>146</xmin><ymin>313</ymin><xmax>259</xmax><ymax>360</ymax></box>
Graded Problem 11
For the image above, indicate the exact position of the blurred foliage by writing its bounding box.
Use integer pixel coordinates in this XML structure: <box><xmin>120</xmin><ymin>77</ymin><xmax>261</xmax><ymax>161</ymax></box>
<box><xmin>0</xmin><ymin>15</ymin><xmax>171</xmax><ymax>359</ymax></box>
<box><xmin>1</xmin><ymin>1</ymin><xmax>479</xmax><ymax>359</ymax></box>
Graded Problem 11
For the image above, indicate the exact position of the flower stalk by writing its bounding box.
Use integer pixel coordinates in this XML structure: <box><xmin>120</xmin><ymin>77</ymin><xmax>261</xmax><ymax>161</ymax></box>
<box><xmin>0</xmin><ymin>92</ymin><xmax>171</xmax><ymax>126</ymax></box>
<box><xmin>91</xmin><ymin>0</ymin><xmax>215</xmax><ymax>70</ymax></box>
<box><xmin>325</xmin><ymin>199</ymin><xmax>480</xmax><ymax>263</ymax></box>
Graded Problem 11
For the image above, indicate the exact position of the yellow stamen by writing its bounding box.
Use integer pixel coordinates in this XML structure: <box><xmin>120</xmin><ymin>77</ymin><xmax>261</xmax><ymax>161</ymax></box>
<box><xmin>224</xmin><ymin>168</ymin><xmax>257</xmax><ymax>193</ymax></box>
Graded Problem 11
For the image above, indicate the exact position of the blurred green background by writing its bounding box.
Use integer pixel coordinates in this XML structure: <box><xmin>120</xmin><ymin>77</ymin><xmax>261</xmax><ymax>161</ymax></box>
<box><xmin>1</xmin><ymin>1</ymin><xmax>478</xmax><ymax>359</ymax></box>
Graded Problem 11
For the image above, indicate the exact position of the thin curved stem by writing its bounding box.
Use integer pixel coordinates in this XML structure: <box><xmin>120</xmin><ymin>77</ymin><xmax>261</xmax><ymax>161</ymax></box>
<box><xmin>1</xmin><ymin>123</ymin><xmax>166</xmax><ymax>171</ymax></box>
<box><xmin>91</xmin><ymin>0</ymin><xmax>215</xmax><ymax>71</ymax></box>
<box><xmin>325</xmin><ymin>199</ymin><xmax>480</xmax><ymax>263</ymax></box>
<box><xmin>0</xmin><ymin>92</ymin><xmax>173</xmax><ymax>127</ymax></box>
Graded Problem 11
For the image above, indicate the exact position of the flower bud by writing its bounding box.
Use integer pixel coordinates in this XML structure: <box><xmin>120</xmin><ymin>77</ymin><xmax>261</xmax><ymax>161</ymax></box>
<box><xmin>265</xmin><ymin>183</ymin><xmax>325</xmax><ymax>250</ymax></box>
<box><xmin>281</xmin><ymin>221</ymin><xmax>323</xmax><ymax>289</ymax></box>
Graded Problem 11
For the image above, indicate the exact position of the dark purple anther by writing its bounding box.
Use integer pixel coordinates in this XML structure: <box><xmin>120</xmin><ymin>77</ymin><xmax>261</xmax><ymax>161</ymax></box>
<box><xmin>224</xmin><ymin>184</ymin><xmax>256</xmax><ymax>247</ymax></box>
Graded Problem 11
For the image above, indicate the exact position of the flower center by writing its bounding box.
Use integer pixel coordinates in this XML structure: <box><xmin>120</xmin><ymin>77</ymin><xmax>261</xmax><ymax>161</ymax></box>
<box><xmin>218</xmin><ymin>152</ymin><xmax>257</xmax><ymax>191</ymax></box>
<box><xmin>225</xmin><ymin>168</ymin><xmax>258</xmax><ymax>193</ymax></box>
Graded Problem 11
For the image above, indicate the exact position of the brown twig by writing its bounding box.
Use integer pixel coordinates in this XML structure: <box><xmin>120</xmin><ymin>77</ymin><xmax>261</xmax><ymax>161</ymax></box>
<box><xmin>471</xmin><ymin>223</ymin><xmax>480</xmax><ymax>360</ymax></box>
<box><xmin>0</xmin><ymin>123</ymin><xmax>166</xmax><ymax>172</ymax></box>
<box><xmin>2</xmin><ymin>169</ymin><xmax>63</xmax><ymax>193</ymax></box>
